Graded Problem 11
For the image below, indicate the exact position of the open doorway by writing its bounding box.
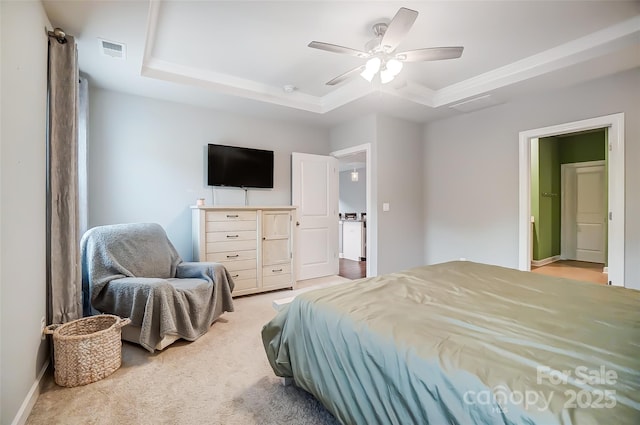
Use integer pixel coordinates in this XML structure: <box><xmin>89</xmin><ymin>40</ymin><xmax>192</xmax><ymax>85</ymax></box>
<box><xmin>331</xmin><ymin>144</ymin><xmax>372</xmax><ymax>279</ymax></box>
<box><xmin>530</xmin><ymin>130</ymin><xmax>607</xmax><ymax>283</ymax></box>
<box><xmin>519</xmin><ymin>113</ymin><xmax>625</xmax><ymax>287</ymax></box>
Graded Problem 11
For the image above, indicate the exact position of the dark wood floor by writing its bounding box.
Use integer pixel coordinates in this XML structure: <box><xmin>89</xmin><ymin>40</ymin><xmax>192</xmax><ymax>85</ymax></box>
<box><xmin>339</xmin><ymin>258</ymin><xmax>366</xmax><ymax>280</ymax></box>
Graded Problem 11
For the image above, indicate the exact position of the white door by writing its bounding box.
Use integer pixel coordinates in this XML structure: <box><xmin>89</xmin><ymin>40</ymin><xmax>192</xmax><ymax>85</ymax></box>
<box><xmin>562</xmin><ymin>162</ymin><xmax>606</xmax><ymax>263</ymax></box>
<box><xmin>291</xmin><ymin>153</ymin><xmax>339</xmax><ymax>280</ymax></box>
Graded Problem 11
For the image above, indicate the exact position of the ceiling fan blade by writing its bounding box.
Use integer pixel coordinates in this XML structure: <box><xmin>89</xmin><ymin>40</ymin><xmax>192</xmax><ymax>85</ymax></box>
<box><xmin>396</xmin><ymin>47</ymin><xmax>464</xmax><ymax>62</ymax></box>
<box><xmin>326</xmin><ymin>65</ymin><xmax>366</xmax><ymax>86</ymax></box>
<box><xmin>308</xmin><ymin>41</ymin><xmax>369</xmax><ymax>58</ymax></box>
<box><xmin>380</xmin><ymin>7</ymin><xmax>418</xmax><ymax>52</ymax></box>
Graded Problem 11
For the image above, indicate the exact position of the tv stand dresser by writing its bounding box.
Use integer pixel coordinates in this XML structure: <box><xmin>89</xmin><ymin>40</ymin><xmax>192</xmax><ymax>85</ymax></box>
<box><xmin>192</xmin><ymin>206</ymin><xmax>296</xmax><ymax>297</ymax></box>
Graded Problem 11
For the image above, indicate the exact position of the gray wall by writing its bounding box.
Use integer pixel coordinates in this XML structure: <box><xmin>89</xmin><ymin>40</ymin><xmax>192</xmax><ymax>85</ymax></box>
<box><xmin>330</xmin><ymin>114</ymin><xmax>425</xmax><ymax>276</ymax></box>
<box><xmin>423</xmin><ymin>69</ymin><xmax>640</xmax><ymax>289</ymax></box>
<box><xmin>88</xmin><ymin>89</ymin><xmax>331</xmax><ymax>260</ymax></box>
<box><xmin>329</xmin><ymin>114</ymin><xmax>376</xmax><ymax>152</ymax></box>
<box><xmin>0</xmin><ymin>1</ymin><xmax>51</xmax><ymax>422</ymax></box>
<box><xmin>376</xmin><ymin>115</ymin><xmax>425</xmax><ymax>275</ymax></box>
<box><xmin>330</xmin><ymin>115</ymin><xmax>378</xmax><ymax>275</ymax></box>
<box><xmin>339</xmin><ymin>167</ymin><xmax>366</xmax><ymax>214</ymax></box>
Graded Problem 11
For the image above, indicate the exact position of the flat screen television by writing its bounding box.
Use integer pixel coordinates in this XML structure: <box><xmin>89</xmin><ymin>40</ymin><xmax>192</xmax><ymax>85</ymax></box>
<box><xmin>207</xmin><ymin>144</ymin><xmax>274</xmax><ymax>188</ymax></box>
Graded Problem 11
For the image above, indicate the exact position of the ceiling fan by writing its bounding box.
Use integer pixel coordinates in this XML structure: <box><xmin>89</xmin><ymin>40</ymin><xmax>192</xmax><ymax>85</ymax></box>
<box><xmin>308</xmin><ymin>7</ymin><xmax>463</xmax><ymax>86</ymax></box>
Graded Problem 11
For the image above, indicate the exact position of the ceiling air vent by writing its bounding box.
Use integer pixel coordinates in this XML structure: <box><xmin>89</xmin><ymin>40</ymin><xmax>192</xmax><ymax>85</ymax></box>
<box><xmin>449</xmin><ymin>94</ymin><xmax>501</xmax><ymax>113</ymax></box>
<box><xmin>99</xmin><ymin>38</ymin><xmax>126</xmax><ymax>60</ymax></box>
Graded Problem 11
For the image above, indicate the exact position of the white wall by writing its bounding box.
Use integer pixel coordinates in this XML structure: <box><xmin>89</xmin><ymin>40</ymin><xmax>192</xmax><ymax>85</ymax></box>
<box><xmin>339</xmin><ymin>167</ymin><xmax>366</xmax><ymax>214</ymax></box>
<box><xmin>423</xmin><ymin>69</ymin><xmax>640</xmax><ymax>289</ymax></box>
<box><xmin>1</xmin><ymin>1</ymin><xmax>51</xmax><ymax>423</ymax></box>
<box><xmin>88</xmin><ymin>89</ymin><xmax>330</xmax><ymax>260</ymax></box>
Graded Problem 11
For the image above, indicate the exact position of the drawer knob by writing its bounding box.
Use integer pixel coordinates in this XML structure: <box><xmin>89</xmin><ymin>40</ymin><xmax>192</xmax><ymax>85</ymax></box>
<box><xmin>226</xmin><ymin>254</ymin><xmax>239</xmax><ymax>259</ymax></box>
<box><xmin>231</xmin><ymin>274</ymin><xmax>239</xmax><ymax>278</ymax></box>
<box><xmin>226</xmin><ymin>214</ymin><xmax>239</xmax><ymax>218</ymax></box>
<box><xmin>226</xmin><ymin>234</ymin><xmax>239</xmax><ymax>238</ymax></box>
<box><xmin>272</xmin><ymin>268</ymin><xmax>283</xmax><ymax>273</ymax></box>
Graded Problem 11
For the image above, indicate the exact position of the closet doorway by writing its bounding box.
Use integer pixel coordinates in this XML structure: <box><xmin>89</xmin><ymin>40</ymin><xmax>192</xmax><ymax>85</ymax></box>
<box><xmin>519</xmin><ymin>113</ymin><xmax>625</xmax><ymax>287</ymax></box>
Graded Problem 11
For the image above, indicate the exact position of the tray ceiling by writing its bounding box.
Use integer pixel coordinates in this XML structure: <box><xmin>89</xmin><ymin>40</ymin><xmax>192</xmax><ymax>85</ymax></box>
<box><xmin>43</xmin><ymin>1</ymin><xmax>640</xmax><ymax>126</ymax></box>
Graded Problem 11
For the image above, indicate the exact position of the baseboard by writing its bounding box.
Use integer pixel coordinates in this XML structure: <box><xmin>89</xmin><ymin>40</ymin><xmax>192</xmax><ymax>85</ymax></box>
<box><xmin>603</xmin><ymin>266</ymin><xmax>608</xmax><ymax>274</ymax></box>
<box><xmin>11</xmin><ymin>360</ymin><xmax>49</xmax><ymax>425</ymax></box>
<box><xmin>531</xmin><ymin>255</ymin><xmax>561</xmax><ymax>267</ymax></box>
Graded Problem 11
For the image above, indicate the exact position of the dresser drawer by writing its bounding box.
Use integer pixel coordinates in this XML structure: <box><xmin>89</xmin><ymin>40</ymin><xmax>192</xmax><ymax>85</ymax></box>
<box><xmin>206</xmin><ymin>211</ymin><xmax>256</xmax><ymax>222</ymax></box>
<box><xmin>215</xmin><ymin>258</ymin><xmax>256</xmax><ymax>272</ymax></box>
<box><xmin>263</xmin><ymin>263</ymin><xmax>291</xmax><ymax>277</ymax></box>
<box><xmin>206</xmin><ymin>250</ymin><xmax>257</xmax><ymax>263</ymax></box>
<box><xmin>206</xmin><ymin>220</ymin><xmax>256</xmax><ymax>232</ymax></box>
<box><xmin>206</xmin><ymin>230</ymin><xmax>256</xmax><ymax>242</ymax></box>
<box><xmin>206</xmin><ymin>240</ymin><xmax>256</xmax><ymax>253</ymax></box>
<box><xmin>262</xmin><ymin>273</ymin><xmax>292</xmax><ymax>288</ymax></box>
<box><xmin>227</xmin><ymin>268</ymin><xmax>257</xmax><ymax>281</ymax></box>
<box><xmin>232</xmin><ymin>277</ymin><xmax>259</xmax><ymax>292</ymax></box>
<box><xmin>263</xmin><ymin>264</ymin><xmax>292</xmax><ymax>287</ymax></box>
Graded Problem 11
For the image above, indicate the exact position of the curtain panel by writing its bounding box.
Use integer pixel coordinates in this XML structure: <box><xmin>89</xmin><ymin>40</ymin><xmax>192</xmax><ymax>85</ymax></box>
<box><xmin>47</xmin><ymin>33</ymin><xmax>82</xmax><ymax>324</ymax></box>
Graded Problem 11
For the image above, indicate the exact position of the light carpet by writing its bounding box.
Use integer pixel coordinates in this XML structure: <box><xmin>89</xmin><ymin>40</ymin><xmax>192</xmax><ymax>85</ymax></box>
<box><xmin>26</xmin><ymin>276</ymin><xmax>351</xmax><ymax>425</ymax></box>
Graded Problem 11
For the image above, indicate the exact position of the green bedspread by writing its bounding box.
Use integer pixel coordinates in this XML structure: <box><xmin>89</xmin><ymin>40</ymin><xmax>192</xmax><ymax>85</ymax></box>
<box><xmin>262</xmin><ymin>261</ymin><xmax>640</xmax><ymax>425</ymax></box>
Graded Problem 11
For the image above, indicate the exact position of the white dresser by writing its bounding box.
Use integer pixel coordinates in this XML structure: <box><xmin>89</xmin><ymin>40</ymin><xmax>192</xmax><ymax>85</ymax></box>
<box><xmin>192</xmin><ymin>206</ymin><xmax>296</xmax><ymax>297</ymax></box>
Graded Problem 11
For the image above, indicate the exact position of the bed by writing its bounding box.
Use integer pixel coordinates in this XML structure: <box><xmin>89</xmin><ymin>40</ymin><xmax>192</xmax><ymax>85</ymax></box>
<box><xmin>262</xmin><ymin>261</ymin><xmax>640</xmax><ymax>425</ymax></box>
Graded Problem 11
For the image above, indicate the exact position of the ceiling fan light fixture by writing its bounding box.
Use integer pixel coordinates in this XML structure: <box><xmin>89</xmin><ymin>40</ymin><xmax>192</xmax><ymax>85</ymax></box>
<box><xmin>386</xmin><ymin>59</ymin><xmax>403</xmax><ymax>76</ymax></box>
<box><xmin>380</xmin><ymin>68</ymin><xmax>395</xmax><ymax>84</ymax></box>
<box><xmin>310</xmin><ymin>7</ymin><xmax>463</xmax><ymax>86</ymax></box>
<box><xmin>361</xmin><ymin>69</ymin><xmax>376</xmax><ymax>82</ymax></box>
<box><xmin>360</xmin><ymin>57</ymin><xmax>381</xmax><ymax>82</ymax></box>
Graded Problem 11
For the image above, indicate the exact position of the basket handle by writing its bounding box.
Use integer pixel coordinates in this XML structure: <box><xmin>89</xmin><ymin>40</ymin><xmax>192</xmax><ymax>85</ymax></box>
<box><xmin>115</xmin><ymin>317</ymin><xmax>131</xmax><ymax>329</ymax></box>
<box><xmin>44</xmin><ymin>324</ymin><xmax>61</xmax><ymax>335</ymax></box>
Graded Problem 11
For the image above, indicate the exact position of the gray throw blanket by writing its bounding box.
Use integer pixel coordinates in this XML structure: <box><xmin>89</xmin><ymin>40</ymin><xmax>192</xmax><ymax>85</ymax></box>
<box><xmin>81</xmin><ymin>223</ymin><xmax>234</xmax><ymax>352</ymax></box>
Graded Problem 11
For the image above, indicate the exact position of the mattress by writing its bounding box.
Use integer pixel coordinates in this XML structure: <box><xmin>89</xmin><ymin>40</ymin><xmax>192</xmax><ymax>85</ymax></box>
<box><xmin>262</xmin><ymin>261</ymin><xmax>640</xmax><ymax>425</ymax></box>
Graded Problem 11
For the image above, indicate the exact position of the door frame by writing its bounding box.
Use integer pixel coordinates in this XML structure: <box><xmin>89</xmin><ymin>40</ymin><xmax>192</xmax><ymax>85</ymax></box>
<box><xmin>518</xmin><ymin>113</ymin><xmax>624</xmax><ymax>286</ymax></box>
<box><xmin>330</xmin><ymin>143</ymin><xmax>374</xmax><ymax>277</ymax></box>
<box><xmin>560</xmin><ymin>160</ymin><xmax>606</xmax><ymax>262</ymax></box>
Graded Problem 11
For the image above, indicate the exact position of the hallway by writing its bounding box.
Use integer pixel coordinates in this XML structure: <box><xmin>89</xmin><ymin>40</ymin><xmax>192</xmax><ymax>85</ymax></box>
<box><xmin>531</xmin><ymin>260</ymin><xmax>607</xmax><ymax>285</ymax></box>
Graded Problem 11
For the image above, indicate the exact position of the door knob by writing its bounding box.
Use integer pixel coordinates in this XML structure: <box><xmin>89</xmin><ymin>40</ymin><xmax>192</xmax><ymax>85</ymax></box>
<box><xmin>296</xmin><ymin>221</ymin><xmax>300</xmax><ymax>226</ymax></box>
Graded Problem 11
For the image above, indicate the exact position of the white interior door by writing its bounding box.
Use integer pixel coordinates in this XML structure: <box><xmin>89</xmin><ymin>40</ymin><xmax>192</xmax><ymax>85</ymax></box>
<box><xmin>562</xmin><ymin>162</ymin><xmax>606</xmax><ymax>263</ymax></box>
<box><xmin>291</xmin><ymin>153</ymin><xmax>338</xmax><ymax>280</ymax></box>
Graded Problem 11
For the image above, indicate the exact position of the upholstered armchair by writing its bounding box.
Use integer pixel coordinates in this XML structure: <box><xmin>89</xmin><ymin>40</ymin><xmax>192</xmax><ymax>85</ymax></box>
<box><xmin>81</xmin><ymin>223</ymin><xmax>234</xmax><ymax>352</ymax></box>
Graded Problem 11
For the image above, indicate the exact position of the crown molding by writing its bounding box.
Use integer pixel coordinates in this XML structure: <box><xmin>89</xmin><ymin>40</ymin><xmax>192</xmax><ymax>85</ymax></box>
<box><xmin>141</xmin><ymin>1</ymin><xmax>639</xmax><ymax>114</ymax></box>
<box><xmin>432</xmin><ymin>15</ymin><xmax>640</xmax><ymax>107</ymax></box>
<box><xmin>141</xmin><ymin>58</ymin><xmax>324</xmax><ymax>113</ymax></box>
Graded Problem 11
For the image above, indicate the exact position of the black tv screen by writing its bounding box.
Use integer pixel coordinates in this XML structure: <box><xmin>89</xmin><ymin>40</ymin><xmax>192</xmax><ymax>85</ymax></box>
<box><xmin>207</xmin><ymin>144</ymin><xmax>274</xmax><ymax>188</ymax></box>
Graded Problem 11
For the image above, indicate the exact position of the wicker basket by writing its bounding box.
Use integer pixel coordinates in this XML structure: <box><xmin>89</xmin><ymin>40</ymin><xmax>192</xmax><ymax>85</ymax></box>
<box><xmin>45</xmin><ymin>315</ymin><xmax>131</xmax><ymax>387</ymax></box>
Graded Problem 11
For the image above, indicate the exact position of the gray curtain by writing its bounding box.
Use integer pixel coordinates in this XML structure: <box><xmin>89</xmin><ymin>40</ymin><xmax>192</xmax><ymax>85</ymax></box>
<box><xmin>47</xmin><ymin>31</ymin><xmax>82</xmax><ymax>324</ymax></box>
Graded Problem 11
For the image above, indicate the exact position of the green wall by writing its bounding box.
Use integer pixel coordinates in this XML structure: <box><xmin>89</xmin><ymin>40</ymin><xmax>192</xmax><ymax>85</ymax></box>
<box><xmin>531</xmin><ymin>129</ymin><xmax>606</xmax><ymax>262</ymax></box>
<box><xmin>559</xmin><ymin>131</ymin><xmax>606</xmax><ymax>164</ymax></box>
<box><xmin>531</xmin><ymin>143</ymin><xmax>540</xmax><ymax>259</ymax></box>
<box><xmin>532</xmin><ymin>138</ymin><xmax>560</xmax><ymax>260</ymax></box>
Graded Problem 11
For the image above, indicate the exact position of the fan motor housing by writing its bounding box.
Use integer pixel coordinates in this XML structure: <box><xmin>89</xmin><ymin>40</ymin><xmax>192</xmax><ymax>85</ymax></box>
<box><xmin>365</xmin><ymin>23</ymin><xmax>388</xmax><ymax>53</ymax></box>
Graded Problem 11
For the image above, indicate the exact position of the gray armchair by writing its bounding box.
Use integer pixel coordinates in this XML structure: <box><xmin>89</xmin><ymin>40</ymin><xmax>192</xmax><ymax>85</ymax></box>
<box><xmin>81</xmin><ymin>223</ymin><xmax>234</xmax><ymax>352</ymax></box>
